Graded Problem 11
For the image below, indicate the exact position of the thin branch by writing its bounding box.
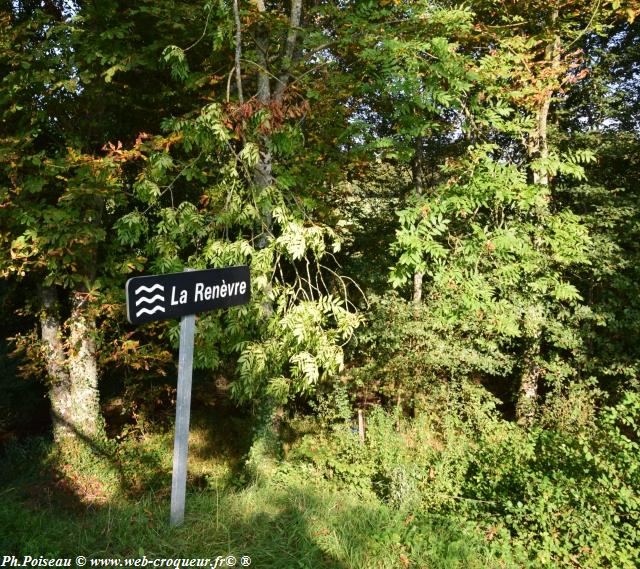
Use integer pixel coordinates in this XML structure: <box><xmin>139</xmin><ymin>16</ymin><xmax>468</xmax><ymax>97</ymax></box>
<box><xmin>226</xmin><ymin>65</ymin><xmax>235</xmax><ymax>103</ymax></box>
<box><xmin>305</xmin><ymin>257</ymin><xmax>317</xmax><ymax>300</ymax></box>
<box><xmin>319</xmin><ymin>262</ymin><xmax>369</xmax><ymax>310</ymax></box>
<box><xmin>292</xmin><ymin>264</ymin><xmax>312</xmax><ymax>302</ymax></box>
<box><xmin>183</xmin><ymin>4</ymin><xmax>213</xmax><ymax>52</ymax></box>
<box><xmin>485</xmin><ymin>21</ymin><xmax>529</xmax><ymax>29</ymax></box>
<box><xmin>566</xmin><ymin>0</ymin><xmax>602</xmax><ymax>50</ymax></box>
<box><xmin>240</xmin><ymin>58</ymin><xmax>286</xmax><ymax>87</ymax></box>
<box><xmin>287</xmin><ymin>60</ymin><xmax>330</xmax><ymax>91</ymax></box>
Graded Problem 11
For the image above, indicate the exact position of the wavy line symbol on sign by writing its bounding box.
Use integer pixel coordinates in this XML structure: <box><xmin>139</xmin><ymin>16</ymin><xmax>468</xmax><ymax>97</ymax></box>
<box><xmin>135</xmin><ymin>294</ymin><xmax>164</xmax><ymax>305</ymax></box>
<box><xmin>136</xmin><ymin>305</ymin><xmax>165</xmax><ymax>317</ymax></box>
<box><xmin>134</xmin><ymin>283</ymin><xmax>165</xmax><ymax>318</ymax></box>
<box><xmin>135</xmin><ymin>284</ymin><xmax>164</xmax><ymax>295</ymax></box>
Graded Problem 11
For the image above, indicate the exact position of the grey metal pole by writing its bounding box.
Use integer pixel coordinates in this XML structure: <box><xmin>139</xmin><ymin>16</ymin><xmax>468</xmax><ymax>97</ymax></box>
<box><xmin>170</xmin><ymin>273</ymin><xmax>196</xmax><ymax>526</ymax></box>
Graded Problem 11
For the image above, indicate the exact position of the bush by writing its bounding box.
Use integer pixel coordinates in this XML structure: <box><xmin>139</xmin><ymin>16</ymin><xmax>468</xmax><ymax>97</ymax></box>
<box><xmin>465</xmin><ymin>391</ymin><xmax>640</xmax><ymax>567</ymax></box>
<box><xmin>289</xmin><ymin>383</ymin><xmax>640</xmax><ymax>567</ymax></box>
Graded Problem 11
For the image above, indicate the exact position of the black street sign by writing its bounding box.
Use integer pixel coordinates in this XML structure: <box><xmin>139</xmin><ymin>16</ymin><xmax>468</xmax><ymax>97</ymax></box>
<box><xmin>126</xmin><ymin>265</ymin><xmax>250</xmax><ymax>324</ymax></box>
<box><xmin>125</xmin><ymin>265</ymin><xmax>251</xmax><ymax>525</ymax></box>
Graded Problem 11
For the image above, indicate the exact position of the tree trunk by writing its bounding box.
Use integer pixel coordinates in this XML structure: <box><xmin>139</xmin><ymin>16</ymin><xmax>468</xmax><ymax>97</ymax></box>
<box><xmin>40</xmin><ymin>286</ymin><xmax>103</xmax><ymax>445</ymax></box>
<box><xmin>517</xmin><ymin>12</ymin><xmax>559</xmax><ymax>425</ymax></box>
<box><xmin>516</xmin><ymin>299</ymin><xmax>546</xmax><ymax>425</ymax></box>
<box><xmin>232</xmin><ymin>0</ymin><xmax>244</xmax><ymax>104</ymax></box>
<box><xmin>67</xmin><ymin>290</ymin><xmax>103</xmax><ymax>439</ymax></box>
<box><xmin>40</xmin><ymin>286</ymin><xmax>74</xmax><ymax>443</ymax></box>
<box><xmin>253</xmin><ymin>0</ymin><xmax>274</xmax><ymax>251</ymax></box>
<box><xmin>254</xmin><ymin>0</ymin><xmax>270</xmax><ymax>105</ymax></box>
<box><xmin>251</xmin><ymin>0</ymin><xmax>301</xmax><ymax>262</ymax></box>
<box><xmin>413</xmin><ymin>271</ymin><xmax>423</xmax><ymax>304</ymax></box>
<box><xmin>274</xmin><ymin>0</ymin><xmax>302</xmax><ymax>104</ymax></box>
<box><xmin>529</xmin><ymin>30</ymin><xmax>560</xmax><ymax>186</ymax></box>
<box><xmin>246</xmin><ymin>0</ymin><xmax>304</xmax><ymax>465</ymax></box>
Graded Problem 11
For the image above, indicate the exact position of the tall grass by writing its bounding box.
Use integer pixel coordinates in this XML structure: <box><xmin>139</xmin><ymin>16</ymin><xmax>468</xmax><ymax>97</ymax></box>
<box><xmin>0</xmin><ymin>432</ymin><xmax>523</xmax><ymax>568</ymax></box>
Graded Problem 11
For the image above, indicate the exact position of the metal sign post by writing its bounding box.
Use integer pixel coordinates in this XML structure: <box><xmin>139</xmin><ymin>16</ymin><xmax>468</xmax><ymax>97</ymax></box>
<box><xmin>170</xmin><ymin>306</ymin><xmax>195</xmax><ymax>525</ymax></box>
<box><xmin>125</xmin><ymin>266</ymin><xmax>250</xmax><ymax>526</ymax></box>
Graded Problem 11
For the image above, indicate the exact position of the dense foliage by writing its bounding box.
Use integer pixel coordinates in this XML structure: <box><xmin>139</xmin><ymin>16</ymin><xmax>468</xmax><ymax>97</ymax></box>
<box><xmin>1</xmin><ymin>1</ymin><xmax>639</xmax><ymax>566</ymax></box>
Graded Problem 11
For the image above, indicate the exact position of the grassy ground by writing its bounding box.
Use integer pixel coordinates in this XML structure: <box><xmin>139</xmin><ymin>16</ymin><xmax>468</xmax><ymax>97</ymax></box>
<box><xmin>0</xmin><ymin>414</ymin><xmax>525</xmax><ymax>569</ymax></box>
<box><xmin>1</xmin><ymin>480</ymin><xmax>522</xmax><ymax>568</ymax></box>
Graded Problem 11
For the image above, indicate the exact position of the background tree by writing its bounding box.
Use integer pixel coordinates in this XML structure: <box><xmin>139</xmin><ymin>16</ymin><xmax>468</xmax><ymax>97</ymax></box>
<box><xmin>0</xmin><ymin>0</ymin><xmax>212</xmax><ymax>448</ymax></box>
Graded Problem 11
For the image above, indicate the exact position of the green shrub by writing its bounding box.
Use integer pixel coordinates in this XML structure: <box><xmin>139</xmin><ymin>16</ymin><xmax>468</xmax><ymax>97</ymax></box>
<box><xmin>290</xmin><ymin>384</ymin><xmax>640</xmax><ymax>567</ymax></box>
<box><xmin>465</xmin><ymin>391</ymin><xmax>640</xmax><ymax>567</ymax></box>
